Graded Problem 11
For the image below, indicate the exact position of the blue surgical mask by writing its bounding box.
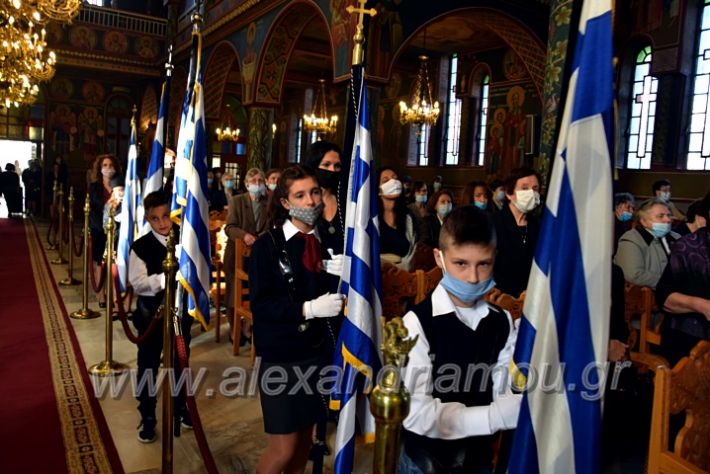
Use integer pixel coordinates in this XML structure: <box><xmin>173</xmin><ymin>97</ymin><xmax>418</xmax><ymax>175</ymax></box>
<box><xmin>495</xmin><ymin>190</ymin><xmax>506</xmax><ymax>203</ymax></box>
<box><xmin>474</xmin><ymin>201</ymin><xmax>487</xmax><ymax>210</ymax></box>
<box><xmin>618</xmin><ymin>211</ymin><xmax>632</xmax><ymax>222</ymax></box>
<box><xmin>224</xmin><ymin>180</ymin><xmax>234</xmax><ymax>190</ymax></box>
<box><xmin>247</xmin><ymin>183</ymin><xmax>265</xmax><ymax>197</ymax></box>
<box><xmin>415</xmin><ymin>194</ymin><xmax>428</xmax><ymax>204</ymax></box>
<box><xmin>439</xmin><ymin>250</ymin><xmax>496</xmax><ymax>304</ymax></box>
<box><xmin>437</xmin><ymin>202</ymin><xmax>452</xmax><ymax>218</ymax></box>
<box><xmin>207</xmin><ymin>178</ymin><xmax>213</xmax><ymax>186</ymax></box>
<box><xmin>650</xmin><ymin>222</ymin><xmax>671</xmax><ymax>239</ymax></box>
<box><xmin>659</xmin><ymin>191</ymin><xmax>671</xmax><ymax>202</ymax></box>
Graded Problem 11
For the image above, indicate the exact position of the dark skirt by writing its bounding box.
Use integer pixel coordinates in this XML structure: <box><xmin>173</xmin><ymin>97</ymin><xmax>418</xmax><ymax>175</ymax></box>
<box><xmin>258</xmin><ymin>356</ymin><xmax>327</xmax><ymax>434</ymax></box>
<box><xmin>91</xmin><ymin>228</ymin><xmax>107</xmax><ymax>264</ymax></box>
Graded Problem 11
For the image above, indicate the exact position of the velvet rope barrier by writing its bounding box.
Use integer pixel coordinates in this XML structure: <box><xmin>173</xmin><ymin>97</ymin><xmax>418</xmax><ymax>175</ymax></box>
<box><xmin>46</xmin><ymin>207</ymin><xmax>58</xmax><ymax>247</ymax></box>
<box><xmin>73</xmin><ymin>233</ymin><xmax>84</xmax><ymax>258</ymax></box>
<box><xmin>110</xmin><ymin>264</ymin><xmax>162</xmax><ymax>345</ymax></box>
<box><xmin>88</xmin><ymin>236</ymin><xmax>106</xmax><ymax>294</ymax></box>
<box><xmin>175</xmin><ymin>332</ymin><xmax>219</xmax><ymax>474</ymax></box>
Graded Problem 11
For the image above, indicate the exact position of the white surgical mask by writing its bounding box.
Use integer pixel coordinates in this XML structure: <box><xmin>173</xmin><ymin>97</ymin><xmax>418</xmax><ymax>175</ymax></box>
<box><xmin>514</xmin><ymin>189</ymin><xmax>540</xmax><ymax>214</ymax></box>
<box><xmin>247</xmin><ymin>183</ymin><xmax>265</xmax><ymax>197</ymax></box>
<box><xmin>380</xmin><ymin>179</ymin><xmax>402</xmax><ymax>197</ymax></box>
<box><xmin>101</xmin><ymin>168</ymin><xmax>115</xmax><ymax>179</ymax></box>
<box><xmin>267</xmin><ymin>183</ymin><xmax>277</xmax><ymax>192</ymax></box>
<box><xmin>659</xmin><ymin>191</ymin><xmax>671</xmax><ymax>202</ymax></box>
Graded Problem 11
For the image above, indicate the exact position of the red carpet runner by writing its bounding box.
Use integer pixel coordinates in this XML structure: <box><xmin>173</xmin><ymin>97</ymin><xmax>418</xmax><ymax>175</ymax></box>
<box><xmin>0</xmin><ymin>219</ymin><xmax>123</xmax><ymax>473</ymax></box>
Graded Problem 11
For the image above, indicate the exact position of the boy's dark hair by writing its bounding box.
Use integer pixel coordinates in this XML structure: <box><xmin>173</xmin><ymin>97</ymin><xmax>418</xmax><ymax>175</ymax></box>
<box><xmin>652</xmin><ymin>179</ymin><xmax>671</xmax><ymax>193</ymax></box>
<box><xmin>439</xmin><ymin>206</ymin><xmax>496</xmax><ymax>250</ymax></box>
<box><xmin>304</xmin><ymin>141</ymin><xmax>341</xmax><ymax>170</ymax></box>
<box><xmin>687</xmin><ymin>199</ymin><xmax>709</xmax><ymax>223</ymax></box>
<box><xmin>143</xmin><ymin>191</ymin><xmax>169</xmax><ymax>212</ymax></box>
<box><xmin>267</xmin><ymin>165</ymin><xmax>317</xmax><ymax>227</ymax></box>
<box><xmin>614</xmin><ymin>192</ymin><xmax>635</xmax><ymax>208</ymax></box>
<box><xmin>489</xmin><ymin>178</ymin><xmax>503</xmax><ymax>190</ymax></box>
<box><xmin>503</xmin><ymin>167</ymin><xmax>541</xmax><ymax>195</ymax></box>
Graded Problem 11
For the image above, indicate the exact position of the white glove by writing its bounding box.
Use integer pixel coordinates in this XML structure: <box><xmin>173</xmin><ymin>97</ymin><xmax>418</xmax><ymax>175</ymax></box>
<box><xmin>488</xmin><ymin>394</ymin><xmax>522</xmax><ymax>432</ymax></box>
<box><xmin>323</xmin><ymin>249</ymin><xmax>344</xmax><ymax>277</ymax></box>
<box><xmin>304</xmin><ymin>293</ymin><xmax>344</xmax><ymax>319</ymax></box>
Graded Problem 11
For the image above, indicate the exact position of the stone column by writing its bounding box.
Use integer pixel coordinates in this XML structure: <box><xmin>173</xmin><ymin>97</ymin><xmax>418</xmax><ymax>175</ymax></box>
<box><xmin>247</xmin><ymin>107</ymin><xmax>274</xmax><ymax>171</ymax></box>
<box><xmin>536</xmin><ymin>0</ymin><xmax>574</xmax><ymax>182</ymax></box>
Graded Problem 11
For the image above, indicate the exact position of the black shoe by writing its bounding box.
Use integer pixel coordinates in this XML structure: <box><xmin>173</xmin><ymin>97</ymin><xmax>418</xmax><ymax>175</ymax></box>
<box><xmin>98</xmin><ymin>301</ymin><xmax>106</xmax><ymax>309</ymax></box>
<box><xmin>138</xmin><ymin>417</ymin><xmax>157</xmax><ymax>443</ymax></box>
<box><xmin>240</xmin><ymin>334</ymin><xmax>251</xmax><ymax>348</ymax></box>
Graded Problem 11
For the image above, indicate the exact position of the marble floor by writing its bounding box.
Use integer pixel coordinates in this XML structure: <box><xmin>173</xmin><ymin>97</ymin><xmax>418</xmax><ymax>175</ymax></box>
<box><xmin>37</xmin><ymin>220</ymin><xmax>373</xmax><ymax>473</ymax></box>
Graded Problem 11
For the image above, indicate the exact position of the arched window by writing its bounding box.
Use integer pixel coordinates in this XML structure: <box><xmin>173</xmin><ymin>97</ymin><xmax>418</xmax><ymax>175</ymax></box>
<box><xmin>444</xmin><ymin>53</ymin><xmax>462</xmax><ymax>165</ymax></box>
<box><xmin>626</xmin><ymin>46</ymin><xmax>658</xmax><ymax>169</ymax></box>
<box><xmin>476</xmin><ymin>74</ymin><xmax>490</xmax><ymax>166</ymax></box>
<box><xmin>687</xmin><ymin>0</ymin><xmax>710</xmax><ymax>170</ymax></box>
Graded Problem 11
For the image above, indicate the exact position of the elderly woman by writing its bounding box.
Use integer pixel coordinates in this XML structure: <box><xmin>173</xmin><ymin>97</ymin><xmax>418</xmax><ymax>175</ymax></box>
<box><xmin>614</xmin><ymin>198</ymin><xmax>680</xmax><ymax>289</ymax></box>
<box><xmin>224</xmin><ymin>168</ymin><xmax>269</xmax><ymax>344</ymax></box>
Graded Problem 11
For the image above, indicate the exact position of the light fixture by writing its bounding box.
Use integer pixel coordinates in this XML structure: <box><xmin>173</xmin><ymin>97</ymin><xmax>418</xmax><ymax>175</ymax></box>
<box><xmin>271</xmin><ymin>122</ymin><xmax>277</xmax><ymax>139</ymax></box>
<box><xmin>303</xmin><ymin>79</ymin><xmax>338</xmax><ymax>136</ymax></box>
<box><xmin>215</xmin><ymin>103</ymin><xmax>241</xmax><ymax>142</ymax></box>
<box><xmin>399</xmin><ymin>54</ymin><xmax>440</xmax><ymax>127</ymax></box>
<box><xmin>36</xmin><ymin>0</ymin><xmax>82</xmax><ymax>24</ymax></box>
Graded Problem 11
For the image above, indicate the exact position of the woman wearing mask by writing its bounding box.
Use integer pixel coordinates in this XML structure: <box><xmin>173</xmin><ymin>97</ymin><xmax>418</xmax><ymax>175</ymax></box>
<box><xmin>490</xmin><ymin>179</ymin><xmax>506</xmax><ymax>212</ymax></box>
<box><xmin>378</xmin><ymin>167</ymin><xmax>418</xmax><ymax>270</ymax></box>
<box><xmin>613</xmin><ymin>192</ymin><xmax>635</xmax><ymax>251</ymax></box>
<box><xmin>304</xmin><ymin>141</ymin><xmax>345</xmax><ymax>256</ymax></box>
<box><xmin>88</xmin><ymin>154</ymin><xmax>123</xmax><ymax>307</ymax></box>
<box><xmin>224</xmin><ymin>168</ymin><xmax>269</xmax><ymax>344</ymax></box>
<box><xmin>221</xmin><ymin>172</ymin><xmax>236</xmax><ymax>206</ymax></box>
<box><xmin>407</xmin><ymin>181</ymin><xmax>429</xmax><ymax>222</ymax></box>
<box><xmin>614</xmin><ymin>198</ymin><xmax>680</xmax><ymax>289</ymax></box>
<box><xmin>265</xmin><ymin>168</ymin><xmax>281</xmax><ymax>199</ymax></box>
<box><xmin>420</xmin><ymin>189</ymin><xmax>454</xmax><ymax>248</ymax></box>
<box><xmin>461</xmin><ymin>180</ymin><xmax>490</xmax><ymax>211</ymax></box>
<box><xmin>249</xmin><ymin>165</ymin><xmax>344</xmax><ymax>474</ymax></box>
<box><xmin>492</xmin><ymin>167</ymin><xmax>541</xmax><ymax>296</ymax></box>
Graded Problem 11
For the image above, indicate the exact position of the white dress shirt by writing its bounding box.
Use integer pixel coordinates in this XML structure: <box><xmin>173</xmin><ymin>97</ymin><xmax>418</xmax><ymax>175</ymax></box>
<box><xmin>128</xmin><ymin>229</ymin><xmax>167</xmax><ymax>296</ymax></box>
<box><xmin>401</xmin><ymin>284</ymin><xmax>519</xmax><ymax>439</ymax></box>
<box><xmin>282</xmin><ymin>217</ymin><xmax>320</xmax><ymax>242</ymax></box>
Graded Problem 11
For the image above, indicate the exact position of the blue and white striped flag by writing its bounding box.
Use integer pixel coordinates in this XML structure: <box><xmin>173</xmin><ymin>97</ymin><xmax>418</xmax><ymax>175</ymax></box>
<box><xmin>509</xmin><ymin>2</ymin><xmax>613</xmax><ymax>473</ymax></box>
<box><xmin>330</xmin><ymin>66</ymin><xmax>383</xmax><ymax>474</ymax></box>
<box><xmin>116</xmin><ymin>117</ymin><xmax>143</xmax><ymax>293</ymax></box>
<box><xmin>171</xmin><ymin>28</ymin><xmax>211</xmax><ymax>328</ymax></box>
<box><xmin>143</xmin><ymin>78</ymin><xmax>169</xmax><ymax>234</ymax></box>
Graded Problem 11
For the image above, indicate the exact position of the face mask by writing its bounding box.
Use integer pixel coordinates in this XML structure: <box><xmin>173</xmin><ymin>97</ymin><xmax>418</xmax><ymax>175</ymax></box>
<box><xmin>415</xmin><ymin>194</ymin><xmax>428</xmax><ymax>204</ymax></box>
<box><xmin>224</xmin><ymin>180</ymin><xmax>234</xmax><ymax>190</ymax></box>
<box><xmin>207</xmin><ymin>178</ymin><xmax>213</xmax><ymax>186</ymax></box>
<box><xmin>649</xmin><ymin>222</ymin><xmax>671</xmax><ymax>239</ymax></box>
<box><xmin>380</xmin><ymin>179</ymin><xmax>402</xmax><ymax>197</ymax></box>
<box><xmin>316</xmin><ymin>168</ymin><xmax>339</xmax><ymax>190</ymax></box>
<box><xmin>433</xmin><ymin>182</ymin><xmax>442</xmax><ymax>192</ymax></box>
<box><xmin>101</xmin><ymin>168</ymin><xmax>115</xmax><ymax>179</ymax></box>
<box><xmin>618</xmin><ymin>211</ymin><xmax>633</xmax><ymax>222</ymax></box>
<box><xmin>288</xmin><ymin>201</ymin><xmax>323</xmax><ymax>226</ymax></box>
<box><xmin>267</xmin><ymin>183</ymin><xmax>277</xmax><ymax>192</ymax></box>
<box><xmin>513</xmin><ymin>189</ymin><xmax>540</xmax><ymax>214</ymax></box>
<box><xmin>437</xmin><ymin>202</ymin><xmax>452</xmax><ymax>218</ymax></box>
<box><xmin>247</xmin><ymin>183</ymin><xmax>265</xmax><ymax>197</ymax></box>
<box><xmin>659</xmin><ymin>191</ymin><xmax>671</xmax><ymax>202</ymax></box>
<box><xmin>495</xmin><ymin>190</ymin><xmax>506</xmax><ymax>203</ymax></box>
<box><xmin>474</xmin><ymin>201</ymin><xmax>488</xmax><ymax>210</ymax></box>
<box><xmin>439</xmin><ymin>250</ymin><xmax>496</xmax><ymax>305</ymax></box>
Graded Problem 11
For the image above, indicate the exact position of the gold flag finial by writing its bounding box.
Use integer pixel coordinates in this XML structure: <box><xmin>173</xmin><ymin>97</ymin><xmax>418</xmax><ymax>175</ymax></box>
<box><xmin>346</xmin><ymin>0</ymin><xmax>377</xmax><ymax>66</ymax></box>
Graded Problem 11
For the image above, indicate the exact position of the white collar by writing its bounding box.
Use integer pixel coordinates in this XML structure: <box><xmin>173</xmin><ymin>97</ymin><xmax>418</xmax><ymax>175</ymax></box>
<box><xmin>431</xmin><ymin>283</ymin><xmax>489</xmax><ymax>318</ymax></box>
<box><xmin>282</xmin><ymin>218</ymin><xmax>320</xmax><ymax>242</ymax></box>
<box><xmin>151</xmin><ymin>229</ymin><xmax>169</xmax><ymax>247</ymax></box>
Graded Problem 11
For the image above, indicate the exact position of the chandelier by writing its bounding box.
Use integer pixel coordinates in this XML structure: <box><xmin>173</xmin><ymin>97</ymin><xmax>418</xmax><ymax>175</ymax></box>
<box><xmin>399</xmin><ymin>55</ymin><xmax>440</xmax><ymax>126</ymax></box>
<box><xmin>36</xmin><ymin>0</ymin><xmax>82</xmax><ymax>23</ymax></box>
<box><xmin>0</xmin><ymin>0</ymin><xmax>67</xmax><ymax>108</ymax></box>
<box><xmin>303</xmin><ymin>79</ymin><xmax>338</xmax><ymax>136</ymax></box>
<box><xmin>215</xmin><ymin>125</ymin><xmax>240</xmax><ymax>142</ymax></box>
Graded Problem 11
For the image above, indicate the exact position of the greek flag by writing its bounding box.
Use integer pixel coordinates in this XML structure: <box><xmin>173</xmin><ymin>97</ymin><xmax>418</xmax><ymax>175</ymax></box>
<box><xmin>143</xmin><ymin>78</ymin><xmax>169</xmax><ymax>231</ymax></box>
<box><xmin>509</xmin><ymin>2</ymin><xmax>613</xmax><ymax>473</ymax></box>
<box><xmin>330</xmin><ymin>66</ymin><xmax>383</xmax><ymax>473</ymax></box>
<box><xmin>116</xmin><ymin>117</ymin><xmax>142</xmax><ymax>293</ymax></box>
<box><xmin>170</xmin><ymin>28</ymin><xmax>211</xmax><ymax>328</ymax></box>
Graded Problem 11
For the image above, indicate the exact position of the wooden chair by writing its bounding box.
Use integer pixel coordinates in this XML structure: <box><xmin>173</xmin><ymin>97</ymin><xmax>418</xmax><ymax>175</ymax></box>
<box><xmin>416</xmin><ymin>266</ymin><xmax>442</xmax><ymax>304</ymax></box>
<box><xmin>381</xmin><ymin>262</ymin><xmax>419</xmax><ymax>319</ymax></box>
<box><xmin>485</xmin><ymin>289</ymin><xmax>526</xmax><ymax>321</ymax></box>
<box><xmin>625</xmin><ymin>283</ymin><xmax>662</xmax><ymax>354</ymax></box>
<box><xmin>232</xmin><ymin>238</ymin><xmax>255</xmax><ymax>363</ymax></box>
<box><xmin>647</xmin><ymin>340</ymin><xmax>710</xmax><ymax>473</ymax></box>
<box><xmin>208</xmin><ymin>211</ymin><xmax>227</xmax><ymax>341</ymax></box>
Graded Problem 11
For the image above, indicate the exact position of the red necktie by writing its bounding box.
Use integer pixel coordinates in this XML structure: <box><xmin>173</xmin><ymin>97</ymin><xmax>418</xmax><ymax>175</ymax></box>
<box><xmin>296</xmin><ymin>232</ymin><xmax>322</xmax><ymax>273</ymax></box>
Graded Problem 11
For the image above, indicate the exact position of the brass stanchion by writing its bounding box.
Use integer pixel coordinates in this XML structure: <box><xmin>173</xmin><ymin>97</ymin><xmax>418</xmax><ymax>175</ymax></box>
<box><xmin>51</xmin><ymin>184</ymin><xmax>67</xmax><ymax>264</ymax></box>
<box><xmin>47</xmin><ymin>180</ymin><xmax>58</xmax><ymax>250</ymax></box>
<box><xmin>71</xmin><ymin>194</ymin><xmax>100</xmax><ymax>319</ymax></box>
<box><xmin>370</xmin><ymin>318</ymin><xmax>417</xmax><ymax>474</ymax></box>
<box><xmin>162</xmin><ymin>229</ymin><xmax>178</xmax><ymax>474</ymax></box>
<box><xmin>88</xmin><ymin>207</ymin><xmax>128</xmax><ymax>376</ymax></box>
<box><xmin>60</xmin><ymin>187</ymin><xmax>80</xmax><ymax>286</ymax></box>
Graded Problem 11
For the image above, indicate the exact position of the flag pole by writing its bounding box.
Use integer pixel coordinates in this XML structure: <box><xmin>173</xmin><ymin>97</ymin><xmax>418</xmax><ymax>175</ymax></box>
<box><xmin>161</xmin><ymin>228</ymin><xmax>178</xmax><ymax>474</ymax></box>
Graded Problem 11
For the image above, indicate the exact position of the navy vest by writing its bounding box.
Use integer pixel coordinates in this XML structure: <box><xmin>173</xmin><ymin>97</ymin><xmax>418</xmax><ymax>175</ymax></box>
<box><xmin>403</xmin><ymin>296</ymin><xmax>511</xmax><ymax>474</ymax></box>
<box><xmin>131</xmin><ymin>232</ymin><xmax>167</xmax><ymax>315</ymax></box>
